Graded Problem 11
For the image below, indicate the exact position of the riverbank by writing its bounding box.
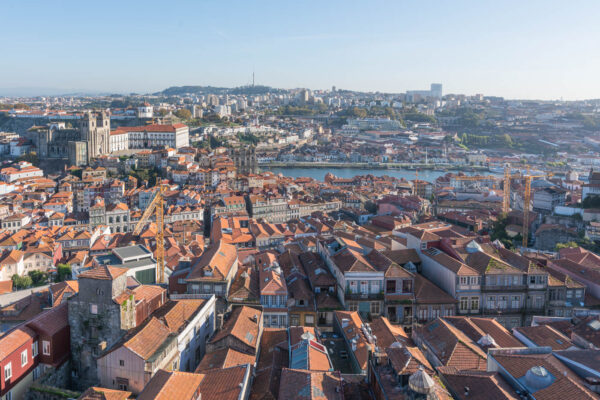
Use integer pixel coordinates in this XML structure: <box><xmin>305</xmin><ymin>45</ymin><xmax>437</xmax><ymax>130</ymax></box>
<box><xmin>260</xmin><ymin>161</ymin><xmax>490</xmax><ymax>171</ymax></box>
<box><xmin>262</xmin><ymin>166</ymin><xmax>489</xmax><ymax>181</ymax></box>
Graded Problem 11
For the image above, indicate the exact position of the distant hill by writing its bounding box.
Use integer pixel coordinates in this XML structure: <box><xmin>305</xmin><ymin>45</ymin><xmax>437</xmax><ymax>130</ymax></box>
<box><xmin>155</xmin><ymin>85</ymin><xmax>286</xmax><ymax>96</ymax></box>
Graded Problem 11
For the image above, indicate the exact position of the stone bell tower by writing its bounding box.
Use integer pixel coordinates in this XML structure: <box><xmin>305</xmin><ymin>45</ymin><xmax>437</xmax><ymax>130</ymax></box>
<box><xmin>80</xmin><ymin>111</ymin><xmax>110</xmax><ymax>163</ymax></box>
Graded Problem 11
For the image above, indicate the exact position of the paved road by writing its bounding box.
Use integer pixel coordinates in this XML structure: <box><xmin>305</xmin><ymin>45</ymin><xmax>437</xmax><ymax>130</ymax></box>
<box><xmin>0</xmin><ymin>285</ymin><xmax>50</xmax><ymax>307</ymax></box>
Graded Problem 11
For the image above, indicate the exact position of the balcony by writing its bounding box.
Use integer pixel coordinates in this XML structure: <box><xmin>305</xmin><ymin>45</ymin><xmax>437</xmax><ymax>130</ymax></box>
<box><xmin>483</xmin><ymin>307</ymin><xmax>525</xmax><ymax>314</ymax></box>
<box><xmin>345</xmin><ymin>292</ymin><xmax>384</xmax><ymax>301</ymax></box>
<box><xmin>483</xmin><ymin>285</ymin><xmax>527</xmax><ymax>292</ymax></box>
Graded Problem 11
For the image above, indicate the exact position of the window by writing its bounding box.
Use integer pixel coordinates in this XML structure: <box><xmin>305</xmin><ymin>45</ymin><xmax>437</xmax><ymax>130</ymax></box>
<box><xmin>371</xmin><ymin>281</ymin><xmax>380</xmax><ymax>294</ymax></box>
<box><xmin>470</xmin><ymin>277</ymin><xmax>479</xmax><ymax>285</ymax></box>
<box><xmin>431</xmin><ymin>308</ymin><xmax>440</xmax><ymax>319</ymax></box>
<box><xmin>460</xmin><ymin>277</ymin><xmax>468</xmax><ymax>285</ymax></box>
<box><xmin>370</xmin><ymin>302</ymin><xmax>380</xmax><ymax>314</ymax></box>
<box><xmin>386</xmin><ymin>280</ymin><xmax>396</xmax><ymax>294</ymax></box>
<box><xmin>460</xmin><ymin>297</ymin><xmax>469</xmax><ymax>311</ymax></box>
<box><xmin>90</xmin><ymin>304</ymin><xmax>98</xmax><ymax>314</ymax></box>
<box><xmin>119</xmin><ymin>360</ymin><xmax>124</xmax><ymax>367</ymax></box>
<box><xmin>32</xmin><ymin>341</ymin><xmax>38</xmax><ymax>357</ymax></box>
<box><xmin>290</xmin><ymin>314</ymin><xmax>300</xmax><ymax>326</ymax></box>
<box><xmin>402</xmin><ymin>280</ymin><xmax>413</xmax><ymax>293</ymax></box>
<box><xmin>360</xmin><ymin>281</ymin><xmax>368</xmax><ymax>294</ymax></box>
<box><xmin>511</xmin><ymin>296</ymin><xmax>520</xmax><ymax>309</ymax></box>
<box><xmin>576</xmin><ymin>290</ymin><xmax>583</xmax><ymax>298</ymax></box>
<box><xmin>21</xmin><ymin>350</ymin><xmax>27</xmax><ymax>367</ymax></box>
<box><xmin>512</xmin><ymin>276</ymin><xmax>520</xmax><ymax>285</ymax></box>
<box><xmin>6</xmin><ymin>391</ymin><xmax>11</xmax><ymax>400</ymax></box>
<box><xmin>566</xmin><ymin>290</ymin><xmax>573</xmax><ymax>299</ymax></box>
<box><xmin>4</xmin><ymin>362</ymin><xmax>11</xmax><ymax>380</ymax></box>
<box><xmin>487</xmin><ymin>296</ymin><xmax>496</xmax><ymax>310</ymax></box>
<box><xmin>498</xmin><ymin>296</ymin><xmax>508</xmax><ymax>309</ymax></box>
<box><xmin>470</xmin><ymin>297</ymin><xmax>479</xmax><ymax>311</ymax></box>
<box><xmin>42</xmin><ymin>341</ymin><xmax>50</xmax><ymax>356</ymax></box>
<box><xmin>488</xmin><ymin>276</ymin><xmax>496</xmax><ymax>286</ymax></box>
<box><xmin>305</xmin><ymin>315</ymin><xmax>314</xmax><ymax>325</ymax></box>
<box><xmin>420</xmin><ymin>242</ymin><xmax>427</xmax><ymax>250</ymax></box>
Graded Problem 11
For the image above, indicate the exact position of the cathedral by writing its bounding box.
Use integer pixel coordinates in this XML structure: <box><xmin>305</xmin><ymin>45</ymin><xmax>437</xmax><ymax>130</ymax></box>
<box><xmin>230</xmin><ymin>146</ymin><xmax>258</xmax><ymax>174</ymax></box>
<box><xmin>34</xmin><ymin>111</ymin><xmax>111</xmax><ymax>166</ymax></box>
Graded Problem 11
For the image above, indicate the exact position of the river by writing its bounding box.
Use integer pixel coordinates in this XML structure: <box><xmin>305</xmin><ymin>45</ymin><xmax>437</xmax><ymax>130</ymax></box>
<box><xmin>263</xmin><ymin>167</ymin><xmax>485</xmax><ymax>182</ymax></box>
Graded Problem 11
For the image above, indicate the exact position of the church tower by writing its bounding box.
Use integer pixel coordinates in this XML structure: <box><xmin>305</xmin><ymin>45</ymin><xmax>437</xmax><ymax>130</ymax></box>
<box><xmin>80</xmin><ymin>111</ymin><xmax>110</xmax><ymax>163</ymax></box>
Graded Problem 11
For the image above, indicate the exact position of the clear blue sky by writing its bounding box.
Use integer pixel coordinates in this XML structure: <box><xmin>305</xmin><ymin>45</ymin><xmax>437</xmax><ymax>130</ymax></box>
<box><xmin>2</xmin><ymin>0</ymin><xmax>599</xmax><ymax>99</ymax></box>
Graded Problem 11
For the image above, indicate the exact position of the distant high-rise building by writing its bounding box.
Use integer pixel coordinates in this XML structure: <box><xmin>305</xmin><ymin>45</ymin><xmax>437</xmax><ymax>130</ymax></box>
<box><xmin>430</xmin><ymin>83</ymin><xmax>443</xmax><ymax>99</ymax></box>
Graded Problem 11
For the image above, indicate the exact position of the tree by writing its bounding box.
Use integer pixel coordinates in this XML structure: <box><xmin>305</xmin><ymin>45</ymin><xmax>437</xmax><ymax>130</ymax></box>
<box><xmin>364</xmin><ymin>201</ymin><xmax>378</xmax><ymax>214</ymax></box>
<box><xmin>175</xmin><ymin>108</ymin><xmax>192</xmax><ymax>120</ymax></box>
<box><xmin>17</xmin><ymin>152</ymin><xmax>39</xmax><ymax>166</ymax></box>
<box><xmin>12</xmin><ymin>274</ymin><xmax>33</xmax><ymax>290</ymax></box>
<box><xmin>555</xmin><ymin>242</ymin><xmax>579</xmax><ymax>251</ymax></box>
<box><xmin>57</xmin><ymin>264</ymin><xmax>72</xmax><ymax>282</ymax></box>
<box><xmin>28</xmin><ymin>270</ymin><xmax>48</xmax><ymax>286</ymax></box>
<box><xmin>157</xmin><ymin>108</ymin><xmax>169</xmax><ymax>117</ymax></box>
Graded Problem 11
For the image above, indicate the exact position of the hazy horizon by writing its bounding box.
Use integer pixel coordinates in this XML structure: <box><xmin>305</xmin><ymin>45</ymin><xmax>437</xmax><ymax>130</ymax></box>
<box><xmin>2</xmin><ymin>0</ymin><xmax>600</xmax><ymax>100</ymax></box>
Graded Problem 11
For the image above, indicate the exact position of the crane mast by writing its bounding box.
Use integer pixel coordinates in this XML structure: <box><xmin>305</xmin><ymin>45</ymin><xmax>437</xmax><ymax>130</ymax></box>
<box><xmin>133</xmin><ymin>185</ymin><xmax>166</xmax><ymax>284</ymax></box>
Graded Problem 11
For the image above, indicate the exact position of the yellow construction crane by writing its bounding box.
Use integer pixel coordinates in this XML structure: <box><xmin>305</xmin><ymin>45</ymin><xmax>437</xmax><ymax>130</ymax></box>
<box><xmin>502</xmin><ymin>165</ymin><xmax>553</xmax><ymax>247</ymax></box>
<box><xmin>133</xmin><ymin>184</ymin><xmax>166</xmax><ymax>284</ymax></box>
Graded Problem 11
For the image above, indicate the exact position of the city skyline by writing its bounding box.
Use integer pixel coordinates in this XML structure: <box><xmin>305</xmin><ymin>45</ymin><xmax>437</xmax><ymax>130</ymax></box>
<box><xmin>2</xmin><ymin>0</ymin><xmax>600</xmax><ymax>100</ymax></box>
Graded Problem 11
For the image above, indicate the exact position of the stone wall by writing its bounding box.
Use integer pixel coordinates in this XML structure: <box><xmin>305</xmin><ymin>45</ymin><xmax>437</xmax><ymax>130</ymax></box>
<box><xmin>38</xmin><ymin>361</ymin><xmax>71</xmax><ymax>389</ymax></box>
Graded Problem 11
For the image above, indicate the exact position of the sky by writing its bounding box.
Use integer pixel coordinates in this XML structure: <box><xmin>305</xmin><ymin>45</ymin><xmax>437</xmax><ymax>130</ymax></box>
<box><xmin>1</xmin><ymin>0</ymin><xmax>600</xmax><ymax>100</ymax></box>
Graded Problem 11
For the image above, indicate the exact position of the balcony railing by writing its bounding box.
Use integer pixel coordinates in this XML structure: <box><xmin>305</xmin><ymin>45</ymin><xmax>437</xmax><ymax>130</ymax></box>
<box><xmin>345</xmin><ymin>292</ymin><xmax>384</xmax><ymax>301</ymax></box>
<box><xmin>483</xmin><ymin>306</ymin><xmax>525</xmax><ymax>314</ymax></box>
<box><xmin>482</xmin><ymin>285</ymin><xmax>527</xmax><ymax>291</ymax></box>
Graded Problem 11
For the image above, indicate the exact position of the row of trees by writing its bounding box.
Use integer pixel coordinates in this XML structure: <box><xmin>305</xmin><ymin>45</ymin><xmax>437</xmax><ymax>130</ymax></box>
<box><xmin>457</xmin><ymin>133</ymin><xmax>513</xmax><ymax>148</ymax></box>
<box><xmin>10</xmin><ymin>264</ymin><xmax>72</xmax><ymax>290</ymax></box>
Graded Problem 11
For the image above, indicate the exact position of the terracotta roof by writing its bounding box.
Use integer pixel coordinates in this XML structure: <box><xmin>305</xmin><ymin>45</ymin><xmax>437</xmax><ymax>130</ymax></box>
<box><xmin>444</xmin><ymin>316</ymin><xmax>523</xmax><ymax>349</ymax></box>
<box><xmin>334</xmin><ymin>310</ymin><xmax>370</xmax><ymax>371</ymax></box>
<box><xmin>422</xmin><ymin>248</ymin><xmax>479</xmax><ymax>276</ymax></box>
<box><xmin>210</xmin><ymin>306</ymin><xmax>261</xmax><ymax>353</ymax></box>
<box><xmin>122</xmin><ymin>317</ymin><xmax>172</xmax><ymax>360</ymax></box>
<box><xmin>513</xmin><ymin>325</ymin><xmax>574</xmax><ymax>350</ymax></box>
<box><xmin>153</xmin><ymin>299</ymin><xmax>205</xmax><ymax>334</ymax></box>
<box><xmin>187</xmin><ymin>240</ymin><xmax>238</xmax><ymax>282</ymax></box>
<box><xmin>196</xmin><ymin>347</ymin><xmax>256</xmax><ymax>372</ymax></box>
<box><xmin>251</xmin><ymin>328</ymin><xmax>288</xmax><ymax>400</ymax></box>
<box><xmin>197</xmin><ymin>364</ymin><xmax>252</xmax><ymax>400</ymax></box>
<box><xmin>0</xmin><ymin>326</ymin><xmax>35</xmax><ymax>360</ymax></box>
<box><xmin>571</xmin><ymin>316</ymin><xmax>600</xmax><ymax>348</ymax></box>
<box><xmin>26</xmin><ymin>302</ymin><xmax>68</xmax><ymax>336</ymax></box>
<box><xmin>387</xmin><ymin>345</ymin><xmax>433</xmax><ymax>375</ymax></box>
<box><xmin>369</xmin><ymin>316</ymin><xmax>409</xmax><ymax>349</ymax></box>
<box><xmin>491</xmin><ymin>352</ymin><xmax>597</xmax><ymax>400</ymax></box>
<box><xmin>0</xmin><ymin>280</ymin><xmax>12</xmax><ymax>294</ymax></box>
<box><xmin>417</xmin><ymin>318</ymin><xmax>487</xmax><ymax>371</ymax></box>
<box><xmin>278</xmin><ymin>368</ymin><xmax>343</xmax><ymax>400</ymax></box>
<box><xmin>414</xmin><ymin>274</ymin><xmax>457</xmax><ymax>304</ymax></box>
<box><xmin>381</xmin><ymin>249</ymin><xmax>421</xmax><ymax>266</ymax></box>
<box><xmin>78</xmin><ymin>265</ymin><xmax>127</xmax><ymax>281</ymax></box>
<box><xmin>50</xmin><ymin>280</ymin><xmax>79</xmax><ymax>305</ymax></box>
<box><xmin>77</xmin><ymin>387</ymin><xmax>132</xmax><ymax>400</ymax></box>
<box><xmin>137</xmin><ymin>369</ymin><xmax>203</xmax><ymax>400</ymax></box>
<box><xmin>437</xmin><ymin>366</ymin><xmax>519</xmax><ymax>400</ymax></box>
<box><xmin>554</xmin><ymin>349</ymin><xmax>600</xmax><ymax>371</ymax></box>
